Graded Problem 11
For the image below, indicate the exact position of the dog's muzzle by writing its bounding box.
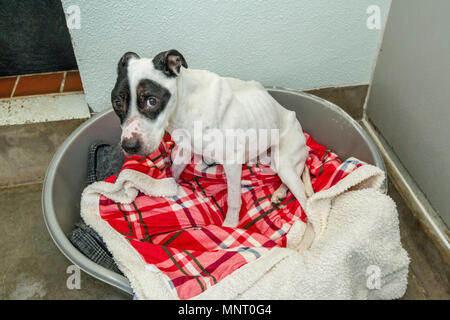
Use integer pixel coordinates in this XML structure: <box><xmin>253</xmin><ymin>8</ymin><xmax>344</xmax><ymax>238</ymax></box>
<box><xmin>121</xmin><ymin>138</ymin><xmax>141</xmax><ymax>154</ymax></box>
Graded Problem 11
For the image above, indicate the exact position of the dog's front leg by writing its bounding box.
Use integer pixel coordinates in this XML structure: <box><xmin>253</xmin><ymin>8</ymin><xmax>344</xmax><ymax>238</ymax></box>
<box><xmin>171</xmin><ymin>146</ymin><xmax>190</xmax><ymax>182</ymax></box>
<box><xmin>222</xmin><ymin>164</ymin><xmax>242</xmax><ymax>228</ymax></box>
<box><xmin>171</xmin><ymin>162</ymin><xmax>188</xmax><ymax>182</ymax></box>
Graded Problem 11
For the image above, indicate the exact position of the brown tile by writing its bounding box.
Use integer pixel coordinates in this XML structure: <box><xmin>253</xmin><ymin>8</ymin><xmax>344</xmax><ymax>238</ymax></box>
<box><xmin>63</xmin><ymin>71</ymin><xmax>84</xmax><ymax>92</ymax></box>
<box><xmin>0</xmin><ymin>76</ymin><xmax>17</xmax><ymax>98</ymax></box>
<box><xmin>306</xmin><ymin>85</ymin><xmax>369</xmax><ymax>119</ymax></box>
<box><xmin>13</xmin><ymin>73</ymin><xmax>63</xmax><ymax>97</ymax></box>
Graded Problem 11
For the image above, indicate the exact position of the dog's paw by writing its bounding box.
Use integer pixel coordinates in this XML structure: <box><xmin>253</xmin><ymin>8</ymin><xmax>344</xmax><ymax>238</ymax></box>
<box><xmin>222</xmin><ymin>220</ymin><xmax>238</xmax><ymax>228</ymax></box>
<box><xmin>222</xmin><ymin>208</ymin><xmax>240</xmax><ymax>228</ymax></box>
<box><xmin>271</xmin><ymin>184</ymin><xmax>288</xmax><ymax>207</ymax></box>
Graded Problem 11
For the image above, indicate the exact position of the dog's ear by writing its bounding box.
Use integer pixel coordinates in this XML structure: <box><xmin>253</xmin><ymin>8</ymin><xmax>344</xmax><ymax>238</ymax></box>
<box><xmin>117</xmin><ymin>52</ymin><xmax>140</xmax><ymax>75</ymax></box>
<box><xmin>152</xmin><ymin>49</ymin><xmax>188</xmax><ymax>77</ymax></box>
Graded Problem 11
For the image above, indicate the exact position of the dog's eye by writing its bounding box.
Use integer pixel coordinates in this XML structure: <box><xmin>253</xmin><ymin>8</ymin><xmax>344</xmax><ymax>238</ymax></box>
<box><xmin>114</xmin><ymin>100</ymin><xmax>121</xmax><ymax>108</ymax></box>
<box><xmin>146</xmin><ymin>97</ymin><xmax>158</xmax><ymax>107</ymax></box>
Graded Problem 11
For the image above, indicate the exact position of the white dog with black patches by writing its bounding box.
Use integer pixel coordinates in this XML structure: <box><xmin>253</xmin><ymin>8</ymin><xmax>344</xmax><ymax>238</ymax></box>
<box><xmin>111</xmin><ymin>50</ymin><xmax>313</xmax><ymax>227</ymax></box>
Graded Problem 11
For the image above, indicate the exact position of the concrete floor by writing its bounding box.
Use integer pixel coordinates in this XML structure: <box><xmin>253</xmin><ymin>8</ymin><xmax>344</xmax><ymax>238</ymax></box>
<box><xmin>0</xmin><ymin>181</ymin><xmax>448</xmax><ymax>300</ymax></box>
<box><xmin>0</xmin><ymin>184</ymin><xmax>130</xmax><ymax>300</ymax></box>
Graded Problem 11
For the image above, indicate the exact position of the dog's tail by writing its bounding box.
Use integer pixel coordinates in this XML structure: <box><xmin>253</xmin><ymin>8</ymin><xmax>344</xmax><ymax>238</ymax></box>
<box><xmin>301</xmin><ymin>166</ymin><xmax>315</xmax><ymax>198</ymax></box>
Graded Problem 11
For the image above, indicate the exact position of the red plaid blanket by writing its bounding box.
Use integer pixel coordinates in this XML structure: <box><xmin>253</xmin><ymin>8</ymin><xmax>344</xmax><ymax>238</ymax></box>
<box><xmin>98</xmin><ymin>132</ymin><xmax>363</xmax><ymax>299</ymax></box>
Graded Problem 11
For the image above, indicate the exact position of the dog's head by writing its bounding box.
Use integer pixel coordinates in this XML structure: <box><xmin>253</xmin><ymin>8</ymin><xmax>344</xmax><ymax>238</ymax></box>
<box><xmin>111</xmin><ymin>49</ymin><xmax>187</xmax><ymax>156</ymax></box>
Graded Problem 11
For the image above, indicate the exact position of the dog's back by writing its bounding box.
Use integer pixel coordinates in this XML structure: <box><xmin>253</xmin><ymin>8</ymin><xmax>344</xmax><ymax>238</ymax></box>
<box><xmin>221</xmin><ymin>75</ymin><xmax>303</xmax><ymax>139</ymax></box>
<box><xmin>177</xmin><ymin>68</ymin><xmax>306</xmax><ymax>156</ymax></box>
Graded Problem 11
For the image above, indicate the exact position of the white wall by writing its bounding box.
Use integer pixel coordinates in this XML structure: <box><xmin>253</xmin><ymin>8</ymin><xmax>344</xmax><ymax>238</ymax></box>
<box><xmin>62</xmin><ymin>0</ymin><xmax>390</xmax><ymax>112</ymax></box>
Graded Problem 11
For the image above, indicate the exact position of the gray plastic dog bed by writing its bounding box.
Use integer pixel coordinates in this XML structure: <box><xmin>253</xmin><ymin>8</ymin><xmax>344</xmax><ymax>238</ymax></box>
<box><xmin>42</xmin><ymin>88</ymin><xmax>386</xmax><ymax>296</ymax></box>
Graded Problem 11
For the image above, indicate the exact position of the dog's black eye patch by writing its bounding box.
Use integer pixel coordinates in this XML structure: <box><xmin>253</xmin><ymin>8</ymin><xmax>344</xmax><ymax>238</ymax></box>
<box><xmin>111</xmin><ymin>77</ymin><xmax>130</xmax><ymax>123</ymax></box>
<box><xmin>112</xmin><ymin>52</ymin><xmax>140</xmax><ymax>124</ymax></box>
<box><xmin>136</xmin><ymin>79</ymin><xmax>171</xmax><ymax>120</ymax></box>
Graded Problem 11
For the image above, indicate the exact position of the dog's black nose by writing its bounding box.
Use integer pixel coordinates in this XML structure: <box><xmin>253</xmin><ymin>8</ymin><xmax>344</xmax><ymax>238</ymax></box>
<box><xmin>121</xmin><ymin>138</ymin><xmax>141</xmax><ymax>154</ymax></box>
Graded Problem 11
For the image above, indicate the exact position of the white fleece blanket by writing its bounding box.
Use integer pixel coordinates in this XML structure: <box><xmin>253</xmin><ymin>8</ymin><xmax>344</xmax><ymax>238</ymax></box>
<box><xmin>81</xmin><ymin>160</ymin><xmax>409</xmax><ymax>300</ymax></box>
